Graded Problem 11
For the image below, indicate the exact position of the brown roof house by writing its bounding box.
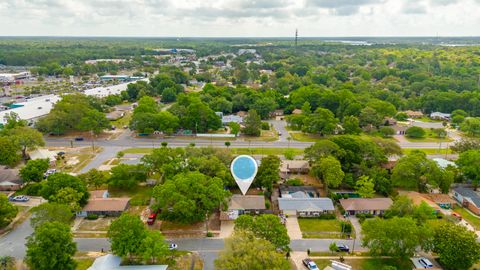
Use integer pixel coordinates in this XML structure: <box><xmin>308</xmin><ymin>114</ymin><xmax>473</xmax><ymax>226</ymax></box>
<box><xmin>220</xmin><ymin>194</ymin><xmax>266</xmax><ymax>221</ymax></box>
<box><xmin>426</xmin><ymin>193</ymin><xmax>456</xmax><ymax>209</ymax></box>
<box><xmin>340</xmin><ymin>198</ymin><xmax>393</xmax><ymax>216</ymax></box>
<box><xmin>77</xmin><ymin>190</ymin><xmax>129</xmax><ymax>217</ymax></box>
<box><xmin>404</xmin><ymin>110</ymin><xmax>424</xmax><ymax>119</ymax></box>
<box><xmin>0</xmin><ymin>166</ymin><xmax>22</xmax><ymax>191</ymax></box>
<box><xmin>280</xmin><ymin>160</ymin><xmax>310</xmax><ymax>179</ymax></box>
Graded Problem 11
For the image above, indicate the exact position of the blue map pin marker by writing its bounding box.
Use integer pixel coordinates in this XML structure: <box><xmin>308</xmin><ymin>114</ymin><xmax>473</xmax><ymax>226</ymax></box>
<box><xmin>230</xmin><ymin>155</ymin><xmax>258</xmax><ymax>195</ymax></box>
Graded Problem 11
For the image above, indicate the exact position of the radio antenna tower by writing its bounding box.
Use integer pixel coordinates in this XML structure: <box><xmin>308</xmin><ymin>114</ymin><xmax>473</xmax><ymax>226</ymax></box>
<box><xmin>295</xmin><ymin>29</ymin><xmax>298</xmax><ymax>47</ymax></box>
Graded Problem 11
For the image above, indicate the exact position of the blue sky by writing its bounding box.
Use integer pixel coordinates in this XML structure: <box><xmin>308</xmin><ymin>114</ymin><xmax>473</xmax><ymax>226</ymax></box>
<box><xmin>1</xmin><ymin>0</ymin><xmax>479</xmax><ymax>37</ymax></box>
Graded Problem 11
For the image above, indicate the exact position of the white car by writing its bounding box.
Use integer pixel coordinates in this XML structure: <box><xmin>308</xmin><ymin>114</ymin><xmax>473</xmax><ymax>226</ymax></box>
<box><xmin>168</xmin><ymin>243</ymin><xmax>178</xmax><ymax>250</ymax></box>
<box><xmin>419</xmin><ymin>257</ymin><xmax>433</xmax><ymax>268</ymax></box>
<box><xmin>43</xmin><ymin>169</ymin><xmax>57</xmax><ymax>178</ymax></box>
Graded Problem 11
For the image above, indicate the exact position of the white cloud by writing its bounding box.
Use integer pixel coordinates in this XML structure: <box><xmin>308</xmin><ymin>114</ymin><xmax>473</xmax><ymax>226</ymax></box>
<box><xmin>0</xmin><ymin>0</ymin><xmax>479</xmax><ymax>36</ymax></box>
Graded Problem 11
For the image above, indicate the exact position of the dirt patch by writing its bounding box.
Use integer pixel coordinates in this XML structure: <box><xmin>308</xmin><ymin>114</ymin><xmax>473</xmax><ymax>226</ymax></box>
<box><xmin>78</xmin><ymin>217</ymin><xmax>115</xmax><ymax>231</ymax></box>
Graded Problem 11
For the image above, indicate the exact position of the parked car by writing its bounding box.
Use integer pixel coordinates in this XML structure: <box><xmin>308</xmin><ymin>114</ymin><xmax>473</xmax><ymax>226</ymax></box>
<box><xmin>43</xmin><ymin>169</ymin><xmax>57</xmax><ymax>178</ymax></box>
<box><xmin>74</xmin><ymin>137</ymin><xmax>84</xmax><ymax>141</ymax></box>
<box><xmin>336</xmin><ymin>244</ymin><xmax>349</xmax><ymax>252</ymax></box>
<box><xmin>302</xmin><ymin>258</ymin><xmax>319</xmax><ymax>270</ymax></box>
<box><xmin>9</xmin><ymin>195</ymin><xmax>30</xmax><ymax>202</ymax></box>
<box><xmin>147</xmin><ymin>213</ymin><xmax>157</xmax><ymax>225</ymax></box>
<box><xmin>168</xmin><ymin>243</ymin><xmax>178</xmax><ymax>250</ymax></box>
<box><xmin>419</xmin><ymin>257</ymin><xmax>433</xmax><ymax>268</ymax></box>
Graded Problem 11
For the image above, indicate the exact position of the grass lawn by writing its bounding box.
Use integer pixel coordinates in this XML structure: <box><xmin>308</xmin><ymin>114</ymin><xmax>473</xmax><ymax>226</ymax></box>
<box><xmin>290</xmin><ymin>132</ymin><xmax>325</xmax><ymax>142</ymax></box>
<box><xmin>313</xmin><ymin>258</ymin><xmax>412</xmax><ymax>270</ymax></box>
<box><xmin>75</xmin><ymin>258</ymin><xmax>94</xmax><ymax>270</ymax></box>
<box><xmin>403</xmin><ymin>148</ymin><xmax>453</xmax><ymax>155</ymax></box>
<box><xmin>297</xmin><ymin>218</ymin><xmax>347</xmax><ymax>239</ymax></box>
<box><xmin>454</xmin><ymin>207</ymin><xmax>480</xmax><ymax>230</ymax></box>
<box><xmin>111</xmin><ymin>111</ymin><xmax>132</xmax><ymax>128</ymax></box>
<box><xmin>404</xmin><ymin>129</ymin><xmax>453</xmax><ymax>143</ymax></box>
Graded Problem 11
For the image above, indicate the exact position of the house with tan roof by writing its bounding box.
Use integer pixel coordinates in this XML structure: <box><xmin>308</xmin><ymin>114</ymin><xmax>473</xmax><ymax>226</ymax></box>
<box><xmin>220</xmin><ymin>194</ymin><xmax>266</xmax><ymax>220</ymax></box>
<box><xmin>77</xmin><ymin>190</ymin><xmax>129</xmax><ymax>217</ymax></box>
<box><xmin>280</xmin><ymin>160</ymin><xmax>310</xmax><ymax>179</ymax></box>
<box><xmin>400</xmin><ymin>191</ymin><xmax>441</xmax><ymax>213</ymax></box>
<box><xmin>339</xmin><ymin>198</ymin><xmax>393</xmax><ymax>216</ymax></box>
<box><xmin>0</xmin><ymin>166</ymin><xmax>22</xmax><ymax>191</ymax></box>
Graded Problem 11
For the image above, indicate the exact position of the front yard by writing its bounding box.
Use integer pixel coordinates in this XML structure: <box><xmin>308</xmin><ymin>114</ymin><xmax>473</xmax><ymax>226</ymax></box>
<box><xmin>454</xmin><ymin>207</ymin><xmax>480</xmax><ymax>230</ymax></box>
<box><xmin>314</xmin><ymin>258</ymin><xmax>412</xmax><ymax>270</ymax></box>
<box><xmin>298</xmin><ymin>218</ymin><xmax>351</xmax><ymax>239</ymax></box>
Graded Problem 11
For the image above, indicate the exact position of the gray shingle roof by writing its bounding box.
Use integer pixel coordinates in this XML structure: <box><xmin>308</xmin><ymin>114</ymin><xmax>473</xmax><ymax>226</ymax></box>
<box><xmin>278</xmin><ymin>198</ymin><xmax>334</xmax><ymax>211</ymax></box>
<box><xmin>454</xmin><ymin>187</ymin><xmax>480</xmax><ymax>208</ymax></box>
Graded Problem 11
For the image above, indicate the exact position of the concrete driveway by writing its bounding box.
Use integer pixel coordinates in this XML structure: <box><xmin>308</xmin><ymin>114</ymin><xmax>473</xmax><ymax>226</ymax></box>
<box><xmin>286</xmin><ymin>216</ymin><xmax>303</xmax><ymax>240</ymax></box>
<box><xmin>268</xmin><ymin>119</ymin><xmax>291</xmax><ymax>142</ymax></box>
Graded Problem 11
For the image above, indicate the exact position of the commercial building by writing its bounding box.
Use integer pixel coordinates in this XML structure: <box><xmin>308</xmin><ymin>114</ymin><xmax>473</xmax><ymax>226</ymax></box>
<box><xmin>0</xmin><ymin>94</ymin><xmax>61</xmax><ymax>125</ymax></box>
<box><xmin>0</xmin><ymin>72</ymin><xmax>30</xmax><ymax>83</ymax></box>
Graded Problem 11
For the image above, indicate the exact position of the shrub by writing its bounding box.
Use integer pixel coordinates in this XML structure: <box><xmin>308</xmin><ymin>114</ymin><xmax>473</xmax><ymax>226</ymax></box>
<box><xmin>265</xmin><ymin>200</ymin><xmax>271</xmax><ymax>209</ymax></box>
<box><xmin>20</xmin><ymin>182</ymin><xmax>43</xmax><ymax>196</ymax></box>
<box><xmin>299</xmin><ymin>213</ymin><xmax>336</xmax><ymax>220</ymax></box>
<box><xmin>206</xmin><ymin>231</ymin><xmax>214</xmax><ymax>237</ymax></box>
<box><xmin>86</xmin><ymin>214</ymin><xmax>98</xmax><ymax>220</ymax></box>
<box><xmin>261</xmin><ymin>122</ymin><xmax>270</xmax><ymax>130</ymax></box>
<box><xmin>339</xmin><ymin>221</ymin><xmax>352</xmax><ymax>234</ymax></box>
<box><xmin>286</xmin><ymin>178</ymin><xmax>303</xmax><ymax>186</ymax></box>
<box><xmin>283</xmin><ymin>149</ymin><xmax>295</xmax><ymax>160</ymax></box>
<box><xmin>379</xmin><ymin>126</ymin><xmax>395</xmax><ymax>138</ymax></box>
<box><xmin>405</xmin><ymin>126</ymin><xmax>426</xmax><ymax>138</ymax></box>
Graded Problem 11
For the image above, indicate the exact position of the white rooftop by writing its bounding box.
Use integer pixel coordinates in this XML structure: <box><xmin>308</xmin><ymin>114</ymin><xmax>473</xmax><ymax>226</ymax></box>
<box><xmin>0</xmin><ymin>79</ymin><xmax>148</xmax><ymax>124</ymax></box>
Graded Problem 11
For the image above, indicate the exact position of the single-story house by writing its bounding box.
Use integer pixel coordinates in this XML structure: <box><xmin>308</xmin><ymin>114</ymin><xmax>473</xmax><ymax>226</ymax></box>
<box><xmin>279</xmin><ymin>185</ymin><xmax>319</xmax><ymax>198</ymax></box>
<box><xmin>220</xmin><ymin>194</ymin><xmax>267</xmax><ymax>220</ymax></box>
<box><xmin>401</xmin><ymin>191</ymin><xmax>441</xmax><ymax>213</ymax></box>
<box><xmin>0</xmin><ymin>166</ymin><xmax>22</xmax><ymax>191</ymax></box>
<box><xmin>106</xmin><ymin>110</ymin><xmax>125</xmax><ymax>121</ymax></box>
<box><xmin>383</xmin><ymin>117</ymin><xmax>397</xmax><ymax>126</ymax></box>
<box><xmin>278</xmin><ymin>197</ymin><xmax>335</xmax><ymax>217</ymax></box>
<box><xmin>29</xmin><ymin>148</ymin><xmax>57</xmax><ymax>166</ymax></box>
<box><xmin>280</xmin><ymin>160</ymin><xmax>310</xmax><ymax>179</ymax></box>
<box><xmin>222</xmin><ymin>115</ymin><xmax>243</xmax><ymax>125</ymax></box>
<box><xmin>339</xmin><ymin>198</ymin><xmax>393</xmax><ymax>216</ymax></box>
<box><xmin>430</xmin><ymin>112</ymin><xmax>451</xmax><ymax>121</ymax></box>
<box><xmin>77</xmin><ymin>191</ymin><xmax>129</xmax><ymax>217</ymax></box>
<box><xmin>432</xmin><ymin>158</ymin><xmax>457</xmax><ymax>169</ymax></box>
<box><xmin>425</xmin><ymin>193</ymin><xmax>456</xmax><ymax>209</ymax></box>
<box><xmin>88</xmin><ymin>254</ymin><xmax>168</xmax><ymax>270</ymax></box>
<box><xmin>404</xmin><ymin>110</ymin><xmax>424</xmax><ymax>119</ymax></box>
<box><xmin>236</xmin><ymin>111</ymin><xmax>247</xmax><ymax>117</ymax></box>
<box><xmin>291</xmin><ymin>109</ymin><xmax>303</xmax><ymax>115</ymax></box>
<box><xmin>453</xmin><ymin>187</ymin><xmax>480</xmax><ymax>215</ymax></box>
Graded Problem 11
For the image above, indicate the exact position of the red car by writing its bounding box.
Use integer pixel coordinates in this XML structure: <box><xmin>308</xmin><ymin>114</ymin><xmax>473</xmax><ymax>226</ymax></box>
<box><xmin>147</xmin><ymin>213</ymin><xmax>157</xmax><ymax>225</ymax></box>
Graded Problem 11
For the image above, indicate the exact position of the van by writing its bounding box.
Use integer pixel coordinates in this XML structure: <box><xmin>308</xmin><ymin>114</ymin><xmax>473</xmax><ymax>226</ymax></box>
<box><xmin>419</xmin><ymin>257</ymin><xmax>433</xmax><ymax>268</ymax></box>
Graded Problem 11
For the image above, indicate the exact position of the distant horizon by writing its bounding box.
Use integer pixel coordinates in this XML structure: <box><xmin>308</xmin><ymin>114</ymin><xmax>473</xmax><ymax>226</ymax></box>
<box><xmin>1</xmin><ymin>35</ymin><xmax>480</xmax><ymax>39</ymax></box>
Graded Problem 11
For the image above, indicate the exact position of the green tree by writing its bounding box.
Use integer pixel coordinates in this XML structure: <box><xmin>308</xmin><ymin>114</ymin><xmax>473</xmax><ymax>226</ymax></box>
<box><xmin>362</xmin><ymin>217</ymin><xmax>428</xmax><ymax>259</ymax></box>
<box><xmin>359</xmin><ymin>107</ymin><xmax>383</xmax><ymax>129</ymax></box>
<box><xmin>378</xmin><ymin>126</ymin><xmax>395</xmax><ymax>138</ymax></box>
<box><xmin>304</xmin><ymin>140</ymin><xmax>342</xmax><ymax>162</ymax></box>
<box><xmin>312</xmin><ymin>156</ymin><xmax>344</xmax><ymax>188</ymax></box>
<box><xmin>456</xmin><ymin>149</ymin><xmax>480</xmax><ymax>188</ymax></box>
<box><xmin>242</xmin><ymin>109</ymin><xmax>262</xmax><ymax>136</ymax></box>
<box><xmin>412</xmin><ymin>201</ymin><xmax>437</xmax><ymax>224</ymax></box>
<box><xmin>108</xmin><ymin>164</ymin><xmax>148</xmax><ymax>189</ymax></box>
<box><xmin>391</xmin><ymin>151</ymin><xmax>444</xmax><ymax>192</ymax></box>
<box><xmin>0</xmin><ymin>136</ymin><xmax>21</xmax><ymax>166</ymax></box>
<box><xmin>433</xmin><ymin>223</ymin><xmax>480</xmax><ymax>270</ymax></box>
<box><xmin>228</xmin><ymin>122</ymin><xmax>241</xmax><ymax>136</ymax></box>
<box><xmin>152</xmin><ymin>171</ymin><xmax>230</xmax><ymax>224</ymax></box>
<box><xmin>9</xmin><ymin>126</ymin><xmax>45</xmax><ymax>159</ymax></box>
<box><xmin>214</xmin><ymin>231</ymin><xmax>290</xmax><ymax>270</ymax></box>
<box><xmin>0</xmin><ymin>194</ymin><xmax>18</xmax><ymax>228</ymax></box>
<box><xmin>405</xmin><ymin>126</ymin><xmax>426</xmax><ymax>138</ymax></box>
<box><xmin>40</xmin><ymin>173</ymin><xmax>89</xmax><ymax>206</ymax></box>
<box><xmin>251</xmin><ymin>97</ymin><xmax>277</xmax><ymax>119</ymax></box>
<box><xmin>342</xmin><ymin>115</ymin><xmax>362</xmax><ymax>135</ymax></box>
<box><xmin>355</xmin><ymin>176</ymin><xmax>375</xmax><ymax>198</ymax></box>
<box><xmin>161</xmin><ymin>87</ymin><xmax>177</xmax><ymax>102</ymax></box>
<box><xmin>78</xmin><ymin>109</ymin><xmax>110</xmax><ymax>135</ymax></box>
<box><xmin>460</xmin><ymin>117</ymin><xmax>480</xmax><ymax>136</ymax></box>
<box><xmin>108</xmin><ymin>213</ymin><xmax>147</xmax><ymax>260</ymax></box>
<box><xmin>78</xmin><ymin>169</ymin><xmax>108</xmax><ymax>189</ymax></box>
<box><xmin>255</xmin><ymin>155</ymin><xmax>281</xmax><ymax>191</ymax></box>
<box><xmin>20</xmin><ymin>159</ymin><xmax>50</xmax><ymax>183</ymax></box>
<box><xmin>51</xmin><ymin>187</ymin><xmax>83</xmax><ymax>211</ymax></box>
<box><xmin>140</xmin><ymin>230</ymin><xmax>169</xmax><ymax>264</ymax></box>
<box><xmin>385</xmin><ymin>195</ymin><xmax>414</xmax><ymax>218</ymax></box>
<box><xmin>25</xmin><ymin>222</ymin><xmax>77</xmax><ymax>270</ymax></box>
<box><xmin>329</xmin><ymin>242</ymin><xmax>338</xmax><ymax>254</ymax></box>
<box><xmin>303</xmin><ymin>108</ymin><xmax>338</xmax><ymax>135</ymax></box>
<box><xmin>30</xmin><ymin>203</ymin><xmax>73</xmax><ymax>229</ymax></box>
<box><xmin>234</xmin><ymin>214</ymin><xmax>290</xmax><ymax>250</ymax></box>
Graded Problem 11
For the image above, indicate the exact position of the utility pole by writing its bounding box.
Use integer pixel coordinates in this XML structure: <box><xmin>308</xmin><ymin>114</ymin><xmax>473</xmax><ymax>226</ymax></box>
<box><xmin>295</xmin><ymin>29</ymin><xmax>298</xmax><ymax>47</ymax></box>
